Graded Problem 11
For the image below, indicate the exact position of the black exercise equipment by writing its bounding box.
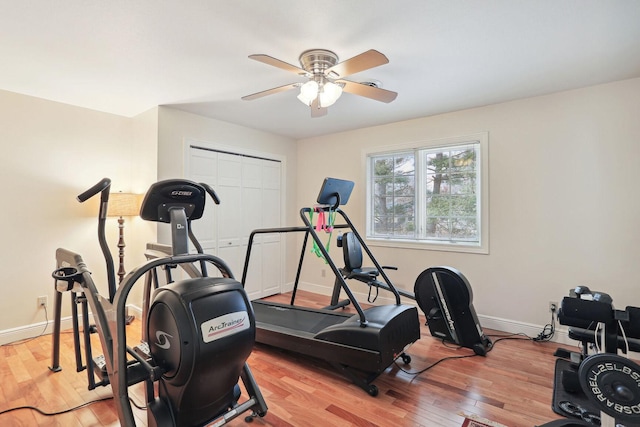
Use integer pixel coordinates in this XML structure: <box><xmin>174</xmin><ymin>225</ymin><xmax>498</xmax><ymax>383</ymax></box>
<box><xmin>241</xmin><ymin>177</ymin><xmax>420</xmax><ymax>396</ymax></box>
<box><xmin>49</xmin><ymin>178</ymin><xmax>267</xmax><ymax>426</ymax></box>
<box><xmin>414</xmin><ymin>266</ymin><xmax>492</xmax><ymax>356</ymax></box>
<box><xmin>328</xmin><ymin>221</ymin><xmax>491</xmax><ymax>357</ymax></box>
<box><xmin>551</xmin><ymin>286</ymin><xmax>640</xmax><ymax>426</ymax></box>
<box><xmin>331</xmin><ymin>231</ymin><xmax>414</xmax><ymax>305</ymax></box>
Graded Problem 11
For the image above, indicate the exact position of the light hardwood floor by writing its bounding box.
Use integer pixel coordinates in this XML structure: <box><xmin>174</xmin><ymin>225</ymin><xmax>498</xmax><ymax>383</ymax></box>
<box><xmin>0</xmin><ymin>290</ymin><xmax>566</xmax><ymax>426</ymax></box>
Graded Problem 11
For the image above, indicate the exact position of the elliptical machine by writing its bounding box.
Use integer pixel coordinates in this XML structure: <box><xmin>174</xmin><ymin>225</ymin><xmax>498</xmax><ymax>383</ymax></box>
<box><xmin>49</xmin><ymin>178</ymin><xmax>267</xmax><ymax>426</ymax></box>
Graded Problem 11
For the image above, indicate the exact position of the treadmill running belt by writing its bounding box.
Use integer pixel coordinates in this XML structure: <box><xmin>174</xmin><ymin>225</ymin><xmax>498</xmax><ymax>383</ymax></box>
<box><xmin>252</xmin><ymin>302</ymin><xmax>348</xmax><ymax>334</ymax></box>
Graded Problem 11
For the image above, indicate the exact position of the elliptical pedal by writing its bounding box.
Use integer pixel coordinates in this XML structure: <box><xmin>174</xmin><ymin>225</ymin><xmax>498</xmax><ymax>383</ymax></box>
<box><xmin>92</xmin><ymin>354</ymin><xmax>109</xmax><ymax>382</ymax></box>
<box><xmin>134</xmin><ymin>341</ymin><xmax>151</xmax><ymax>359</ymax></box>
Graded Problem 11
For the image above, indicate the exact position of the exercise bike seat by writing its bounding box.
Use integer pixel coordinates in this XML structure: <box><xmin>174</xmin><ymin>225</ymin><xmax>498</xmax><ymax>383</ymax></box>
<box><xmin>339</xmin><ymin>232</ymin><xmax>395</xmax><ymax>283</ymax></box>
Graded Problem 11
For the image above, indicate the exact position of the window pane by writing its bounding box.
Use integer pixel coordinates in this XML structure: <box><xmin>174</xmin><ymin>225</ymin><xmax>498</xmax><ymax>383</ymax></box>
<box><xmin>393</xmin><ymin>155</ymin><xmax>414</xmax><ymax>175</ymax></box>
<box><xmin>394</xmin><ymin>175</ymin><xmax>414</xmax><ymax>196</ymax></box>
<box><xmin>373</xmin><ymin>157</ymin><xmax>395</xmax><ymax>179</ymax></box>
<box><xmin>372</xmin><ymin>215</ymin><xmax>393</xmax><ymax>235</ymax></box>
<box><xmin>449</xmin><ymin>148</ymin><xmax>476</xmax><ymax>171</ymax></box>
<box><xmin>370</xmin><ymin>152</ymin><xmax>416</xmax><ymax>237</ymax></box>
<box><xmin>449</xmin><ymin>172</ymin><xmax>475</xmax><ymax>195</ymax></box>
<box><xmin>451</xmin><ymin>218</ymin><xmax>477</xmax><ymax>240</ymax></box>
<box><xmin>374</xmin><ymin>177</ymin><xmax>393</xmax><ymax>196</ymax></box>
<box><xmin>367</xmin><ymin>139</ymin><xmax>483</xmax><ymax>248</ymax></box>
<box><xmin>423</xmin><ymin>145</ymin><xmax>479</xmax><ymax>242</ymax></box>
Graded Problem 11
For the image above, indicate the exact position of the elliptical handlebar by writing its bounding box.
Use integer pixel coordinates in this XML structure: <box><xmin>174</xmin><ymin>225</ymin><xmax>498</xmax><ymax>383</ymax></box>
<box><xmin>200</xmin><ymin>182</ymin><xmax>221</xmax><ymax>205</ymax></box>
<box><xmin>77</xmin><ymin>178</ymin><xmax>117</xmax><ymax>301</ymax></box>
<box><xmin>77</xmin><ymin>177</ymin><xmax>111</xmax><ymax>203</ymax></box>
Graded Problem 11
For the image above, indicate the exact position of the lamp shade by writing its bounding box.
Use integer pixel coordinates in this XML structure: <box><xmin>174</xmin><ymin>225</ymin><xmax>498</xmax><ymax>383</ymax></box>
<box><xmin>297</xmin><ymin>80</ymin><xmax>319</xmax><ymax>105</ymax></box>
<box><xmin>108</xmin><ymin>193</ymin><xmax>141</xmax><ymax>217</ymax></box>
<box><xmin>319</xmin><ymin>81</ymin><xmax>343</xmax><ymax>107</ymax></box>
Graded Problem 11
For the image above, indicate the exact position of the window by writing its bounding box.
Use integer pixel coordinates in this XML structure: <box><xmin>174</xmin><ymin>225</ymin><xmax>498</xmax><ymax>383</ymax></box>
<box><xmin>366</xmin><ymin>133</ymin><xmax>488</xmax><ymax>253</ymax></box>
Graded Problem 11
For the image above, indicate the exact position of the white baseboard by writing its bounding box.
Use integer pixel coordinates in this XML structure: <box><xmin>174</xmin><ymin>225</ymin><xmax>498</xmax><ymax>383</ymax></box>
<box><xmin>0</xmin><ymin>286</ymin><xmax>572</xmax><ymax>350</ymax></box>
<box><xmin>292</xmin><ymin>281</ymin><xmax>573</xmax><ymax>345</ymax></box>
<box><xmin>0</xmin><ymin>319</ymin><xmax>56</xmax><ymax>346</ymax></box>
<box><xmin>478</xmin><ymin>314</ymin><xmax>573</xmax><ymax>346</ymax></box>
<box><xmin>0</xmin><ymin>304</ymin><xmax>143</xmax><ymax>346</ymax></box>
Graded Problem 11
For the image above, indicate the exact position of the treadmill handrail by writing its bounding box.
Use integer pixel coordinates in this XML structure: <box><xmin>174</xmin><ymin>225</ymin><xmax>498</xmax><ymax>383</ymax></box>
<box><xmin>300</xmin><ymin>207</ymin><xmax>369</xmax><ymax>325</ymax></box>
<box><xmin>241</xmin><ymin>225</ymin><xmax>307</xmax><ymax>286</ymax></box>
<box><xmin>302</xmin><ymin>207</ymin><xmax>403</xmax><ymax>305</ymax></box>
<box><xmin>241</xmin><ymin>223</ymin><xmax>368</xmax><ymax>326</ymax></box>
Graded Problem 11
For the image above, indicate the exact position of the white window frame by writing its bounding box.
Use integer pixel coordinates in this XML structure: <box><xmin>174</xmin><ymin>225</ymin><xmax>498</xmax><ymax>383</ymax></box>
<box><xmin>365</xmin><ymin>132</ymin><xmax>489</xmax><ymax>254</ymax></box>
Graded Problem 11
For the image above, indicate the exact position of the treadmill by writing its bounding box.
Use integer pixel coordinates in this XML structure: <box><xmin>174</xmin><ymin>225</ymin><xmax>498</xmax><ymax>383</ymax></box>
<box><xmin>241</xmin><ymin>178</ymin><xmax>420</xmax><ymax>396</ymax></box>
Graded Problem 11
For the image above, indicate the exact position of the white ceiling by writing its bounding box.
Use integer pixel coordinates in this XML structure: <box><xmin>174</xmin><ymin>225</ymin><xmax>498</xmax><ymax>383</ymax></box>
<box><xmin>2</xmin><ymin>1</ymin><xmax>640</xmax><ymax>140</ymax></box>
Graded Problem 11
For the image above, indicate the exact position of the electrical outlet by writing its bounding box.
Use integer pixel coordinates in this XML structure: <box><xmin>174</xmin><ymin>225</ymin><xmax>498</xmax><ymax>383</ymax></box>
<box><xmin>38</xmin><ymin>295</ymin><xmax>48</xmax><ymax>309</ymax></box>
<box><xmin>549</xmin><ymin>301</ymin><xmax>558</xmax><ymax>313</ymax></box>
<box><xmin>321</xmin><ymin>269</ymin><xmax>326</xmax><ymax>278</ymax></box>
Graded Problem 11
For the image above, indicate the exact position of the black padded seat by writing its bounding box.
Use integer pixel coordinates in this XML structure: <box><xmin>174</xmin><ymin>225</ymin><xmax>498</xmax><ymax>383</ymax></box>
<box><xmin>340</xmin><ymin>232</ymin><xmax>379</xmax><ymax>283</ymax></box>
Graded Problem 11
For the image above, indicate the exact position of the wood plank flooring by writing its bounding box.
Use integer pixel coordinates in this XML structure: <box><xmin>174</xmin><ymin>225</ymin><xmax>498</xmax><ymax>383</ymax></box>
<box><xmin>0</xmin><ymin>290</ymin><xmax>567</xmax><ymax>426</ymax></box>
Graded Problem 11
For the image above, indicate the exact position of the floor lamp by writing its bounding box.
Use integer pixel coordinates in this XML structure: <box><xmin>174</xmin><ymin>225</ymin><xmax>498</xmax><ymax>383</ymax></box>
<box><xmin>108</xmin><ymin>192</ymin><xmax>141</xmax><ymax>323</ymax></box>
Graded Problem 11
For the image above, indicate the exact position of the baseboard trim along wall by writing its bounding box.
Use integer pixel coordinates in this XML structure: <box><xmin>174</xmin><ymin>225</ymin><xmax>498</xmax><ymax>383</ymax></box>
<box><xmin>1</xmin><ymin>290</ymin><xmax>573</xmax><ymax>349</ymax></box>
<box><xmin>294</xmin><ymin>281</ymin><xmax>575</xmax><ymax>346</ymax></box>
<box><xmin>0</xmin><ymin>305</ymin><xmax>144</xmax><ymax>346</ymax></box>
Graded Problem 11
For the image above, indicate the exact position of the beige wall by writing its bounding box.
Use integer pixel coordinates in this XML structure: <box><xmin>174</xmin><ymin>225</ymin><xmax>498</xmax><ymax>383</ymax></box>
<box><xmin>295</xmin><ymin>77</ymin><xmax>640</xmax><ymax>331</ymax></box>
<box><xmin>0</xmin><ymin>90</ymin><xmax>158</xmax><ymax>343</ymax></box>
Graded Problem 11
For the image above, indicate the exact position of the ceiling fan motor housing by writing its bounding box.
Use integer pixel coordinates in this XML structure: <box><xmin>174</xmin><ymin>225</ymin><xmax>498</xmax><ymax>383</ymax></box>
<box><xmin>299</xmin><ymin>49</ymin><xmax>339</xmax><ymax>77</ymax></box>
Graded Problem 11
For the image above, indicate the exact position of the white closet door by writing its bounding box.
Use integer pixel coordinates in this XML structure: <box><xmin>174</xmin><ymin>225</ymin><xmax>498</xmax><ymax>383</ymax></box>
<box><xmin>188</xmin><ymin>145</ymin><xmax>283</xmax><ymax>299</ymax></box>
<box><xmin>188</xmin><ymin>148</ymin><xmax>218</xmax><ymax>254</ymax></box>
<box><xmin>215</xmin><ymin>153</ymin><xmax>243</xmax><ymax>276</ymax></box>
<box><xmin>259</xmin><ymin>161</ymin><xmax>282</xmax><ymax>295</ymax></box>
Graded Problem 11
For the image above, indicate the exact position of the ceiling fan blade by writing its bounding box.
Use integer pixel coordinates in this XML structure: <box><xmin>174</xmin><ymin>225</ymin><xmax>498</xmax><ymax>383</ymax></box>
<box><xmin>310</xmin><ymin>98</ymin><xmax>327</xmax><ymax>117</ymax></box>
<box><xmin>242</xmin><ymin>83</ymin><xmax>298</xmax><ymax>101</ymax></box>
<box><xmin>325</xmin><ymin>49</ymin><xmax>389</xmax><ymax>78</ymax></box>
<box><xmin>338</xmin><ymin>80</ymin><xmax>398</xmax><ymax>103</ymax></box>
<box><xmin>248</xmin><ymin>54</ymin><xmax>307</xmax><ymax>75</ymax></box>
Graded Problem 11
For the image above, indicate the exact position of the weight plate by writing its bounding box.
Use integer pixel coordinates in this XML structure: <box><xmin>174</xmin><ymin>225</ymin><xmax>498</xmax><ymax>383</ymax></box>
<box><xmin>578</xmin><ymin>353</ymin><xmax>640</xmax><ymax>423</ymax></box>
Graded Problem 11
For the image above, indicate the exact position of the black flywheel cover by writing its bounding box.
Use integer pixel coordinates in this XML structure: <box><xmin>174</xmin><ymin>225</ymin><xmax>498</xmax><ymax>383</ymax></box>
<box><xmin>578</xmin><ymin>353</ymin><xmax>640</xmax><ymax>422</ymax></box>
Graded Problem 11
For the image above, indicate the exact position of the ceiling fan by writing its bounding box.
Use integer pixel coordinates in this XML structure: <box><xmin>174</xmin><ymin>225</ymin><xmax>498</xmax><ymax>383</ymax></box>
<box><xmin>241</xmin><ymin>49</ymin><xmax>397</xmax><ymax>117</ymax></box>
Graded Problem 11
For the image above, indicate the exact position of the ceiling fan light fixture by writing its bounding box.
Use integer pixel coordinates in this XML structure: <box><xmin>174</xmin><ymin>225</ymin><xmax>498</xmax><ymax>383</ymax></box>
<box><xmin>319</xmin><ymin>81</ymin><xmax>343</xmax><ymax>108</ymax></box>
<box><xmin>244</xmin><ymin>48</ymin><xmax>397</xmax><ymax>114</ymax></box>
<box><xmin>297</xmin><ymin>80</ymin><xmax>319</xmax><ymax>105</ymax></box>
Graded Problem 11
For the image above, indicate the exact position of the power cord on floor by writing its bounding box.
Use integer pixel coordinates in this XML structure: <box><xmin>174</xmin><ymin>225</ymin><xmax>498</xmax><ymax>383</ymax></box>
<box><xmin>0</xmin><ymin>396</ymin><xmax>113</xmax><ymax>417</ymax></box>
<box><xmin>0</xmin><ymin>302</ymin><xmax>149</xmax><ymax>419</ymax></box>
<box><xmin>394</xmin><ymin>339</ymin><xmax>481</xmax><ymax>378</ymax></box>
<box><xmin>533</xmin><ymin>307</ymin><xmax>556</xmax><ymax>342</ymax></box>
<box><xmin>396</xmin><ymin>313</ymin><xmax>557</xmax><ymax>380</ymax></box>
<box><xmin>0</xmin><ymin>395</ymin><xmax>148</xmax><ymax>419</ymax></box>
<box><xmin>402</xmin><ymin>351</ymin><xmax>480</xmax><ymax>376</ymax></box>
<box><xmin>487</xmin><ymin>308</ymin><xmax>556</xmax><ymax>344</ymax></box>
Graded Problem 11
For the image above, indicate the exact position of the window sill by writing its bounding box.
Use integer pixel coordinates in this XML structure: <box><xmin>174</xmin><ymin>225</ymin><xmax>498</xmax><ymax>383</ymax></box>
<box><xmin>366</xmin><ymin>237</ymin><xmax>489</xmax><ymax>254</ymax></box>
